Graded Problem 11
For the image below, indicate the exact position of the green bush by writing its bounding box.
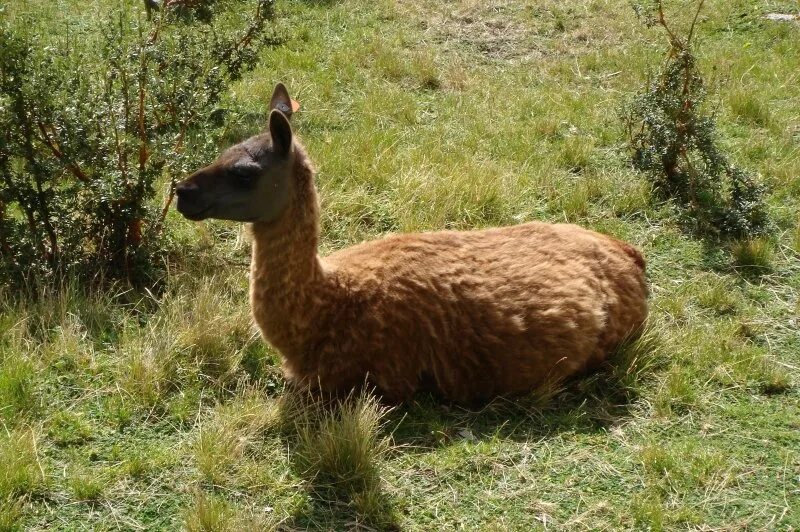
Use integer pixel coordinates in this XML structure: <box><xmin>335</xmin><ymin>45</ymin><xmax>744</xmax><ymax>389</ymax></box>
<box><xmin>0</xmin><ymin>0</ymin><xmax>276</xmax><ymax>288</ymax></box>
<box><xmin>625</xmin><ymin>0</ymin><xmax>770</xmax><ymax>238</ymax></box>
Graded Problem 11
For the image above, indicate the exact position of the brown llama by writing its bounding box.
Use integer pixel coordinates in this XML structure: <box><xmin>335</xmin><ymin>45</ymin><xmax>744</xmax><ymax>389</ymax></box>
<box><xmin>175</xmin><ymin>83</ymin><xmax>648</xmax><ymax>404</ymax></box>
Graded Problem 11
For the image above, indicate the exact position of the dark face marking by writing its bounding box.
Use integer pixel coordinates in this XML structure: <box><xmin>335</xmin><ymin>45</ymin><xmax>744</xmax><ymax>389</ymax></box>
<box><xmin>175</xmin><ymin>130</ymin><xmax>294</xmax><ymax>223</ymax></box>
<box><xmin>175</xmin><ymin>83</ymin><xmax>298</xmax><ymax>224</ymax></box>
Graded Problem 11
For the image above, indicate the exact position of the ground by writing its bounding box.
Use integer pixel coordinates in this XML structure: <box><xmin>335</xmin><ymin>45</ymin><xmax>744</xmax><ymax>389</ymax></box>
<box><xmin>1</xmin><ymin>0</ymin><xmax>799</xmax><ymax>530</ymax></box>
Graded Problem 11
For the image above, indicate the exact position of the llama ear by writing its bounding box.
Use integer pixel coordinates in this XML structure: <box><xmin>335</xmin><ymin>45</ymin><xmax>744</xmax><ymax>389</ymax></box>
<box><xmin>269</xmin><ymin>82</ymin><xmax>300</xmax><ymax>119</ymax></box>
<box><xmin>269</xmin><ymin>109</ymin><xmax>293</xmax><ymax>156</ymax></box>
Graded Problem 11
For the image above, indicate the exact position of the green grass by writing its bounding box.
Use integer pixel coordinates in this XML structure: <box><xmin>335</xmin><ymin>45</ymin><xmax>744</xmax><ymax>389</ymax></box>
<box><xmin>1</xmin><ymin>0</ymin><xmax>799</xmax><ymax>529</ymax></box>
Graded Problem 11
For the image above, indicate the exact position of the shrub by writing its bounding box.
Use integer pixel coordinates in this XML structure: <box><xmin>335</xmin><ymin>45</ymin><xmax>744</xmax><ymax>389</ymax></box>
<box><xmin>624</xmin><ymin>0</ymin><xmax>770</xmax><ymax>238</ymax></box>
<box><xmin>0</xmin><ymin>0</ymin><xmax>277</xmax><ymax>289</ymax></box>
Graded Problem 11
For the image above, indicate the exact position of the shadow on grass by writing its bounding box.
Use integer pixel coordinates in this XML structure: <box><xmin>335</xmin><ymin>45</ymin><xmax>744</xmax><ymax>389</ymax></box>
<box><xmin>277</xmin><ymin>322</ymin><xmax>663</xmax><ymax>530</ymax></box>
<box><xmin>278</xmin><ymin>391</ymin><xmax>401</xmax><ymax>531</ymax></box>
<box><xmin>698</xmin><ymin>234</ymin><xmax>776</xmax><ymax>282</ymax></box>
<box><xmin>389</xmin><ymin>379</ymin><xmax>636</xmax><ymax>453</ymax></box>
<box><xmin>288</xmin><ymin>487</ymin><xmax>399</xmax><ymax>532</ymax></box>
<box><xmin>390</xmin><ymin>321</ymin><xmax>665</xmax><ymax>450</ymax></box>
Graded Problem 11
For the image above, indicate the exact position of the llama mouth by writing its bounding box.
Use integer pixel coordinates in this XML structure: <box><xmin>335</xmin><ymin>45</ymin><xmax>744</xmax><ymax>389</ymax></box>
<box><xmin>177</xmin><ymin>203</ymin><xmax>213</xmax><ymax>221</ymax></box>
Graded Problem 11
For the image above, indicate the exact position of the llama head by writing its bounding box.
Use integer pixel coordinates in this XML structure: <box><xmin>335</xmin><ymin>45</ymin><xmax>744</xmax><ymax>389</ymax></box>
<box><xmin>175</xmin><ymin>83</ymin><xmax>300</xmax><ymax>223</ymax></box>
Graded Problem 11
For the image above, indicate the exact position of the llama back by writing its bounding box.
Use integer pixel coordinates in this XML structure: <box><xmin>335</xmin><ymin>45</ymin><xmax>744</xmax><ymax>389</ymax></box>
<box><xmin>318</xmin><ymin>222</ymin><xmax>648</xmax><ymax>402</ymax></box>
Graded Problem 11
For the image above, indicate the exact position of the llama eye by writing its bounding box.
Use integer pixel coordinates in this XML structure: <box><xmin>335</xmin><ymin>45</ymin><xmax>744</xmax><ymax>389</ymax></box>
<box><xmin>231</xmin><ymin>167</ymin><xmax>257</xmax><ymax>185</ymax></box>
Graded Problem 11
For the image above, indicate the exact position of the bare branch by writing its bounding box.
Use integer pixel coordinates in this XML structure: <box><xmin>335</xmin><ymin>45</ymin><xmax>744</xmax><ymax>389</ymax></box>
<box><xmin>686</xmin><ymin>0</ymin><xmax>705</xmax><ymax>49</ymax></box>
<box><xmin>36</xmin><ymin>121</ymin><xmax>89</xmax><ymax>183</ymax></box>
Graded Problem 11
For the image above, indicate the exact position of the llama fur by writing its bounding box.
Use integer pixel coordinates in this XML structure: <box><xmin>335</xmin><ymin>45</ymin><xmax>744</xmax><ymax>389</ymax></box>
<box><xmin>176</xmin><ymin>84</ymin><xmax>649</xmax><ymax>405</ymax></box>
<box><xmin>248</xmin><ymin>142</ymin><xmax>648</xmax><ymax>404</ymax></box>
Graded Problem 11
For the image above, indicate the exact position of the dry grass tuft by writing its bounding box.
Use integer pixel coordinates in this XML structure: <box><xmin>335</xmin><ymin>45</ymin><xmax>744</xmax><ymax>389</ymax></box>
<box><xmin>0</xmin><ymin>495</ymin><xmax>24</xmax><ymax>531</ymax></box>
<box><xmin>570</xmin><ymin>319</ymin><xmax>666</xmax><ymax>408</ymax></box>
<box><xmin>731</xmin><ymin>238</ymin><xmax>773</xmax><ymax>271</ymax></box>
<box><xmin>117</xmin><ymin>279</ymin><xmax>259</xmax><ymax>410</ymax></box>
<box><xmin>184</xmin><ymin>491</ymin><xmax>234</xmax><ymax>532</ymax></box>
<box><xmin>292</xmin><ymin>391</ymin><xmax>391</xmax><ymax>494</ymax></box>
<box><xmin>0</xmin><ymin>428</ymin><xmax>45</xmax><ymax>501</ymax></box>
<box><xmin>605</xmin><ymin>320</ymin><xmax>666</xmax><ymax>395</ymax></box>
<box><xmin>194</xmin><ymin>388</ymin><xmax>282</xmax><ymax>486</ymax></box>
<box><xmin>67</xmin><ymin>468</ymin><xmax>108</xmax><ymax>503</ymax></box>
<box><xmin>290</xmin><ymin>390</ymin><xmax>397</xmax><ymax>526</ymax></box>
<box><xmin>0</xmin><ymin>352</ymin><xmax>37</xmax><ymax>422</ymax></box>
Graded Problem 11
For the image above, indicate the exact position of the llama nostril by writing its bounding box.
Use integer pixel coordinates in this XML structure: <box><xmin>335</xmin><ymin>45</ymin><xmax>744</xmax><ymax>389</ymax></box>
<box><xmin>175</xmin><ymin>182</ymin><xmax>199</xmax><ymax>199</ymax></box>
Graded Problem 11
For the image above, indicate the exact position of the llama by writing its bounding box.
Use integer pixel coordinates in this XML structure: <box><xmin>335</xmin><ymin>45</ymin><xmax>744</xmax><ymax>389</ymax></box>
<box><xmin>175</xmin><ymin>83</ymin><xmax>648</xmax><ymax>404</ymax></box>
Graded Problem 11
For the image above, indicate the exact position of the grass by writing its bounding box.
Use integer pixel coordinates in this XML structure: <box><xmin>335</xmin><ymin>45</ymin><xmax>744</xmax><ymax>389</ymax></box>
<box><xmin>1</xmin><ymin>0</ymin><xmax>799</xmax><ymax>529</ymax></box>
<box><xmin>291</xmin><ymin>391</ymin><xmax>397</xmax><ymax>528</ymax></box>
<box><xmin>731</xmin><ymin>237</ymin><xmax>775</xmax><ymax>271</ymax></box>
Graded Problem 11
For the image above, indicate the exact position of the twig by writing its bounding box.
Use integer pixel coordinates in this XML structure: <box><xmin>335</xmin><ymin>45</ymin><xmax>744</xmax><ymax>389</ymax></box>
<box><xmin>147</xmin><ymin>3</ymin><xmax>165</xmax><ymax>44</ymax></box>
<box><xmin>656</xmin><ymin>0</ymin><xmax>680</xmax><ymax>48</ymax></box>
<box><xmin>120</xmin><ymin>65</ymin><xmax>132</xmax><ymax>137</ymax></box>
<box><xmin>148</xmin><ymin>182</ymin><xmax>176</xmax><ymax>241</ymax></box>
<box><xmin>110</xmin><ymin>107</ymin><xmax>129</xmax><ymax>189</ymax></box>
<box><xmin>33</xmin><ymin>168</ymin><xmax>59</xmax><ymax>262</ymax></box>
<box><xmin>138</xmin><ymin>43</ymin><xmax>149</xmax><ymax>174</ymax></box>
<box><xmin>0</xmin><ymin>200</ymin><xmax>13</xmax><ymax>256</ymax></box>
<box><xmin>36</xmin><ymin>121</ymin><xmax>89</xmax><ymax>183</ymax></box>
<box><xmin>686</xmin><ymin>0</ymin><xmax>705</xmax><ymax>48</ymax></box>
<box><xmin>143</xmin><ymin>116</ymin><xmax>188</xmax><ymax>242</ymax></box>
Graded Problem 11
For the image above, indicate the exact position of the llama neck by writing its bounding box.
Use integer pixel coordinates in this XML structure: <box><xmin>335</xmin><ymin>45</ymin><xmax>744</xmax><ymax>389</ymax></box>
<box><xmin>249</xmin><ymin>153</ymin><xmax>326</xmax><ymax>353</ymax></box>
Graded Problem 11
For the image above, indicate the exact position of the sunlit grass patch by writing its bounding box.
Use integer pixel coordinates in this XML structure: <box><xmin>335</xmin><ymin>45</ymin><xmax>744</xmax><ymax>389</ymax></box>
<box><xmin>193</xmin><ymin>389</ymin><xmax>283</xmax><ymax>486</ymax></box>
<box><xmin>603</xmin><ymin>319</ymin><xmax>666</xmax><ymax>398</ymax></box>
<box><xmin>0</xmin><ymin>428</ymin><xmax>45</xmax><ymax>530</ymax></box>
<box><xmin>751</xmin><ymin>357</ymin><xmax>792</xmax><ymax>395</ymax></box>
<box><xmin>640</xmin><ymin>441</ymin><xmax>734</xmax><ymax>495</ymax></box>
<box><xmin>393</xmin><ymin>165</ymin><xmax>513</xmax><ymax>231</ymax></box>
<box><xmin>654</xmin><ymin>291</ymin><xmax>691</xmax><ymax>325</ymax></box>
<box><xmin>0</xmin><ymin>427</ymin><xmax>44</xmax><ymax>495</ymax></box>
<box><xmin>653</xmin><ymin>366</ymin><xmax>698</xmax><ymax>417</ymax></box>
<box><xmin>183</xmin><ymin>490</ymin><xmax>281</xmax><ymax>532</ymax></box>
<box><xmin>609</xmin><ymin>177</ymin><xmax>653</xmax><ymax>217</ymax></box>
<box><xmin>711</xmin><ymin>344</ymin><xmax>792</xmax><ymax>395</ymax></box>
<box><xmin>552</xmin><ymin>177</ymin><xmax>593</xmax><ymax>221</ymax></box>
<box><xmin>695</xmin><ymin>275</ymin><xmax>740</xmax><ymax>315</ymax></box>
<box><xmin>0</xmin><ymin>495</ymin><xmax>24</xmax><ymax>532</ymax></box>
<box><xmin>729</xmin><ymin>90</ymin><xmax>771</xmax><ymax>127</ymax></box>
<box><xmin>122</xmin><ymin>452</ymin><xmax>157</xmax><ymax>482</ymax></box>
<box><xmin>557</xmin><ymin>135</ymin><xmax>595</xmax><ymax>174</ymax></box>
<box><xmin>0</xmin><ymin>350</ymin><xmax>38</xmax><ymax>423</ymax></box>
<box><xmin>630</xmin><ymin>490</ymin><xmax>666</xmax><ymax>530</ymax></box>
<box><xmin>731</xmin><ymin>237</ymin><xmax>773</xmax><ymax>271</ymax></box>
<box><xmin>791</xmin><ymin>223</ymin><xmax>800</xmax><ymax>255</ymax></box>
<box><xmin>41</xmin><ymin>318</ymin><xmax>98</xmax><ymax>381</ymax></box>
<box><xmin>564</xmin><ymin>318</ymin><xmax>668</xmax><ymax>416</ymax></box>
<box><xmin>118</xmin><ymin>328</ymin><xmax>179</xmax><ymax>410</ymax></box>
<box><xmin>116</xmin><ymin>279</ymin><xmax>260</xmax><ymax>411</ymax></box>
<box><xmin>293</xmin><ymin>391</ymin><xmax>390</xmax><ymax>494</ymax></box>
<box><xmin>173</xmin><ymin>282</ymin><xmax>257</xmax><ymax>388</ymax></box>
<box><xmin>67</xmin><ymin>467</ymin><xmax>109</xmax><ymax>503</ymax></box>
<box><xmin>184</xmin><ymin>491</ymin><xmax>234</xmax><ymax>532</ymax></box>
<box><xmin>365</xmin><ymin>36</ymin><xmax>441</xmax><ymax>90</ymax></box>
<box><xmin>47</xmin><ymin>410</ymin><xmax>93</xmax><ymax>447</ymax></box>
<box><xmin>291</xmin><ymin>390</ymin><xmax>396</xmax><ymax>527</ymax></box>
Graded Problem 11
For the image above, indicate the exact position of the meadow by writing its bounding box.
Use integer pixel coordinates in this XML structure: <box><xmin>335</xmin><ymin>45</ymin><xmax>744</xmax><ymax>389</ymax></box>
<box><xmin>1</xmin><ymin>0</ymin><xmax>799</xmax><ymax>529</ymax></box>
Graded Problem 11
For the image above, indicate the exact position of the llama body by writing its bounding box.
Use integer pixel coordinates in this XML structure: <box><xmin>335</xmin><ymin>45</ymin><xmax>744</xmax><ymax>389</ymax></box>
<box><xmin>177</xmin><ymin>84</ymin><xmax>648</xmax><ymax>404</ymax></box>
<box><xmin>248</xmin><ymin>154</ymin><xmax>647</xmax><ymax>404</ymax></box>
